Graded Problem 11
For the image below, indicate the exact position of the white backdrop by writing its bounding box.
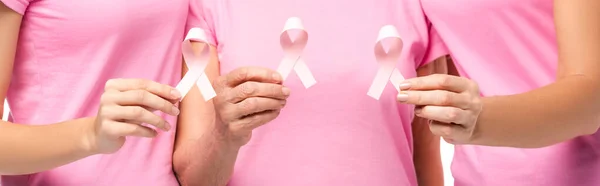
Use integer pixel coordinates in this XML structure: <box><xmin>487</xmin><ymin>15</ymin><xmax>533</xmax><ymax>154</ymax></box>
<box><xmin>1</xmin><ymin>101</ymin><xmax>455</xmax><ymax>185</ymax></box>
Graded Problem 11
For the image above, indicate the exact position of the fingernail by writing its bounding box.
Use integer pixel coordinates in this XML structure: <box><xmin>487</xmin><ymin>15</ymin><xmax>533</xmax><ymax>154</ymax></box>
<box><xmin>282</xmin><ymin>87</ymin><xmax>291</xmax><ymax>96</ymax></box>
<box><xmin>399</xmin><ymin>83</ymin><xmax>411</xmax><ymax>90</ymax></box>
<box><xmin>172</xmin><ymin>106</ymin><xmax>180</xmax><ymax>115</ymax></box>
<box><xmin>171</xmin><ymin>89</ymin><xmax>182</xmax><ymax>99</ymax></box>
<box><xmin>414</xmin><ymin>108</ymin><xmax>422</xmax><ymax>114</ymax></box>
<box><xmin>164</xmin><ymin>122</ymin><xmax>172</xmax><ymax>131</ymax></box>
<box><xmin>397</xmin><ymin>92</ymin><xmax>409</xmax><ymax>102</ymax></box>
<box><xmin>273</xmin><ymin>73</ymin><xmax>283</xmax><ymax>82</ymax></box>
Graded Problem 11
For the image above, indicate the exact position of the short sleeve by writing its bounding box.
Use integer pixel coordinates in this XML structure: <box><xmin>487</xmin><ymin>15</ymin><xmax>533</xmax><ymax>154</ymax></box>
<box><xmin>418</xmin><ymin>23</ymin><xmax>449</xmax><ymax>68</ymax></box>
<box><xmin>0</xmin><ymin>0</ymin><xmax>32</xmax><ymax>15</ymax></box>
<box><xmin>187</xmin><ymin>0</ymin><xmax>218</xmax><ymax>46</ymax></box>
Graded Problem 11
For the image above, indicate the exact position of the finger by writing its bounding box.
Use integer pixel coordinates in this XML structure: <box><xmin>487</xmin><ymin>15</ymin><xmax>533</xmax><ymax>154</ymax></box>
<box><xmin>415</xmin><ymin>106</ymin><xmax>470</xmax><ymax>124</ymax></box>
<box><xmin>227</xmin><ymin>82</ymin><xmax>290</xmax><ymax>103</ymax></box>
<box><xmin>400</xmin><ymin>74</ymin><xmax>471</xmax><ymax>93</ymax></box>
<box><xmin>397</xmin><ymin>90</ymin><xmax>470</xmax><ymax>109</ymax></box>
<box><xmin>428</xmin><ymin>121</ymin><xmax>462</xmax><ymax>140</ymax></box>
<box><xmin>230</xmin><ymin>110</ymin><xmax>281</xmax><ymax>134</ymax></box>
<box><xmin>105</xmin><ymin>121</ymin><xmax>158</xmax><ymax>138</ymax></box>
<box><xmin>225</xmin><ymin>67</ymin><xmax>283</xmax><ymax>87</ymax></box>
<box><xmin>104</xmin><ymin>79</ymin><xmax>182</xmax><ymax>100</ymax></box>
<box><xmin>101</xmin><ymin>90</ymin><xmax>180</xmax><ymax>116</ymax></box>
<box><xmin>103</xmin><ymin>105</ymin><xmax>171</xmax><ymax>131</ymax></box>
<box><xmin>232</xmin><ymin>97</ymin><xmax>286</xmax><ymax>118</ymax></box>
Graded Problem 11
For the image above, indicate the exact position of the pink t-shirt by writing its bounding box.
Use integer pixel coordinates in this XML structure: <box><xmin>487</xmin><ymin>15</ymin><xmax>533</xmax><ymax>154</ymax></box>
<box><xmin>1</xmin><ymin>0</ymin><xmax>198</xmax><ymax>185</ymax></box>
<box><xmin>192</xmin><ymin>1</ymin><xmax>447</xmax><ymax>185</ymax></box>
<box><xmin>422</xmin><ymin>0</ymin><xmax>600</xmax><ymax>185</ymax></box>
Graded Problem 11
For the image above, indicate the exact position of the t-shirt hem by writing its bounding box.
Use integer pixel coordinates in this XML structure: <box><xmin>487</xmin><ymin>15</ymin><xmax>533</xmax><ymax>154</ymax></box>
<box><xmin>1</xmin><ymin>0</ymin><xmax>27</xmax><ymax>15</ymax></box>
<box><xmin>418</xmin><ymin>38</ymin><xmax>449</xmax><ymax>68</ymax></box>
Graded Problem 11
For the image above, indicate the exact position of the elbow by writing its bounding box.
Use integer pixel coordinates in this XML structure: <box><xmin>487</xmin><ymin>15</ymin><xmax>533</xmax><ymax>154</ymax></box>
<box><xmin>173</xmin><ymin>149</ymin><xmax>194</xmax><ymax>185</ymax></box>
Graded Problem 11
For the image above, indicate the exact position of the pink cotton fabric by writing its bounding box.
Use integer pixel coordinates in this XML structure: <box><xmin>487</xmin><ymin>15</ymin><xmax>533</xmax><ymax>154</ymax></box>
<box><xmin>421</xmin><ymin>0</ymin><xmax>600</xmax><ymax>185</ymax></box>
<box><xmin>191</xmin><ymin>0</ymin><xmax>447</xmax><ymax>185</ymax></box>
<box><xmin>1</xmin><ymin>0</ymin><xmax>200</xmax><ymax>185</ymax></box>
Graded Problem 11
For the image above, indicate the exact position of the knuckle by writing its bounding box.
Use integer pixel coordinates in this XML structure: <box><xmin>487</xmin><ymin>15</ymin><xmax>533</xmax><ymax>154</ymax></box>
<box><xmin>242</xmin><ymin>98</ymin><xmax>258</xmax><ymax>112</ymax></box>
<box><xmin>135</xmin><ymin>90</ymin><xmax>147</xmax><ymax>103</ymax></box>
<box><xmin>130</xmin><ymin>107</ymin><xmax>145</xmax><ymax>118</ymax></box>
<box><xmin>100</xmin><ymin>93</ymin><xmax>111</xmax><ymax>104</ymax></box>
<box><xmin>135</xmin><ymin>79</ymin><xmax>149</xmax><ymax>90</ymax></box>
<box><xmin>99</xmin><ymin>106</ymin><xmax>112</xmax><ymax>117</ymax></box>
<box><xmin>447</xmin><ymin>109</ymin><xmax>460</xmax><ymax>121</ymax></box>
<box><xmin>439</xmin><ymin>92</ymin><xmax>453</xmax><ymax>105</ymax></box>
<box><xmin>438</xmin><ymin>75</ymin><xmax>452</xmax><ymax>88</ymax></box>
<box><xmin>104</xmin><ymin>79</ymin><xmax>118</xmax><ymax>90</ymax></box>
<box><xmin>236</xmin><ymin>68</ymin><xmax>250</xmax><ymax>81</ymax></box>
<box><xmin>470</xmin><ymin>98</ymin><xmax>483</xmax><ymax>109</ymax></box>
<box><xmin>240</xmin><ymin>83</ymin><xmax>256</xmax><ymax>96</ymax></box>
<box><xmin>270</xmin><ymin>85</ymin><xmax>282</xmax><ymax>96</ymax></box>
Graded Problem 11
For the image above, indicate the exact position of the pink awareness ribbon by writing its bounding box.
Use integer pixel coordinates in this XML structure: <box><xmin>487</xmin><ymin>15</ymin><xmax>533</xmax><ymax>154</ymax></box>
<box><xmin>276</xmin><ymin>17</ymin><xmax>317</xmax><ymax>88</ymax></box>
<box><xmin>367</xmin><ymin>25</ymin><xmax>405</xmax><ymax>100</ymax></box>
<box><xmin>175</xmin><ymin>28</ymin><xmax>216</xmax><ymax>101</ymax></box>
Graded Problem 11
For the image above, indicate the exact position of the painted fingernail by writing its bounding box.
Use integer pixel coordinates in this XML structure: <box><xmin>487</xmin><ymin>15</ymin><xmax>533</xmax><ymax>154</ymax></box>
<box><xmin>273</xmin><ymin>73</ymin><xmax>283</xmax><ymax>82</ymax></box>
<box><xmin>397</xmin><ymin>92</ymin><xmax>409</xmax><ymax>102</ymax></box>
<box><xmin>171</xmin><ymin>89</ymin><xmax>182</xmax><ymax>99</ymax></box>
<box><xmin>399</xmin><ymin>83</ymin><xmax>411</xmax><ymax>90</ymax></box>
<box><xmin>282</xmin><ymin>87</ymin><xmax>291</xmax><ymax>96</ymax></box>
<box><xmin>172</xmin><ymin>106</ymin><xmax>180</xmax><ymax>115</ymax></box>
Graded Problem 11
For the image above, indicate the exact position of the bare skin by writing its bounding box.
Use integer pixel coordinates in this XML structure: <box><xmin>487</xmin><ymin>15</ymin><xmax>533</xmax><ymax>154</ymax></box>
<box><xmin>173</xmin><ymin>39</ymin><xmax>447</xmax><ymax>185</ymax></box>
<box><xmin>398</xmin><ymin>0</ymin><xmax>600</xmax><ymax>148</ymax></box>
<box><xmin>0</xmin><ymin>3</ymin><xmax>181</xmax><ymax>174</ymax></box>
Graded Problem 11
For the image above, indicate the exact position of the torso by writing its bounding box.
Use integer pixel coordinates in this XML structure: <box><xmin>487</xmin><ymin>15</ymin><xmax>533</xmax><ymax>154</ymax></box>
<box><xmin>4</xmin><ymin>0</ymin><xmax>188</xmax><ymax>185</ymax></box>
<box><xmin>421</xmin><ymin>0</ymin><xmax>600</xmax><ymax>185</ymax></box>
<box><xmin>199</xmin><ymin>0</ymin><xmax>445</xmax><ymax>185</ymax></box>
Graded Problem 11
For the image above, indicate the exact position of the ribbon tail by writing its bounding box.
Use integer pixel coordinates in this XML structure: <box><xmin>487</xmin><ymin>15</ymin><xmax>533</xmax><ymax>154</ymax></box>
<box><xmin>367</xmin><ymin>66</ymin><xmax>394</xmax><ymax>100</ymax></box>
<box><xmin>293</xmin><ymin>58</ymin><xmax>316</xmax><ymax>88</ymax></box>
<box><xmin>176</xmin><ymin>68</ymin><xmax>202</xmax><ymax>99</ymax></box>
<box><xmin>277</xmin><ymin>55</ymin><xmax>299</xmax><ymax>80</ymax></box>
<box><xmin>196</xmin><ymin>73</ymin><xmax>216</xmax><ymax>101</ymax></box>
<box><xmin>389</xmin><ymin>69</ymin><xmax>405</xmax><ymax>92</ymax></box>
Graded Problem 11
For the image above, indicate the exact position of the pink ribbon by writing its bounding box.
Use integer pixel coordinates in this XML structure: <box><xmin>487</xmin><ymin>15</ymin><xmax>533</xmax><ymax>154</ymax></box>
<box><xmin>367</xmin><ymin>25</ymin><xmax>405</xmax><ymax>100</ymax></box>
<box><xmin>276</xmin><ymin>17</ymin><xmax>317</xmax><ymax>88</ymax></box>
<box><xmin>175</xmin><ymin>28</ymin><xmax>216</xmax><ymax>101</ymax></box>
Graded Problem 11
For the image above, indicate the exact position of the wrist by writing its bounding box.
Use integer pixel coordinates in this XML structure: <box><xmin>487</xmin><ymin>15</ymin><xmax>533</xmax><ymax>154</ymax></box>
<box><xmin>213</xmin><ymin>119</ymin><xmax>248</xmax><ymax>150</ymax></box>
<box><xmin>78</xmin><ymin>117</ymin><xmax>99</xmax><ymax>156</ymax></box>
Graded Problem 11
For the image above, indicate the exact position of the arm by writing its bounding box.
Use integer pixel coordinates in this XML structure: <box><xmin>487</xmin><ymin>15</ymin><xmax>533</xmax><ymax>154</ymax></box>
<box><xmin>0</xmin><ymin>4</ymin><xmax>94</xmax><ymax>174</ymax></box>
<box><xmin>173</xmin><ymin>43</ymin><xmax>236</xmax><ymax>186</ymax></box>
<box><xmin>412</xmin><ymin>57</ymin><xmax>447</xmax><ymax>186</ymax></box>
<box><xmin>470</xmin><ymin>0</ymin><xmax>600</xmax><ymax>147</ymax></box>
<box><xmin>0</xmin><ymin>2</ymin><xmax>181</xmax><ymax>175</ymax></box>
<box><xmin>401</xmin><ymin>0</ymin><xmax>600</xmax><ymax>148</ymax></box>
<box><xmin>173</xmin><ymin>43</ymin><xmax>289</xmax><ymax>186</ymax></box>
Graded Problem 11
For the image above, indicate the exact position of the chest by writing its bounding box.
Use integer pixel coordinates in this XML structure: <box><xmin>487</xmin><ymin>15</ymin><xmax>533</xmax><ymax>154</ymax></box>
<box><xmin>212</xmin><ymin>0</ymin><xmax>431</xmax><ymax>85</ymax></box>
<box><xmin>23</xmin><ymin>0</ymin><xmax>188</xmax><ymax>46</ymax></box>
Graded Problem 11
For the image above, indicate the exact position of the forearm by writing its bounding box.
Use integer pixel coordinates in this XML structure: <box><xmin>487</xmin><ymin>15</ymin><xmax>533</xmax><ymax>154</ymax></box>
<box><xmin>173</xmin><ymin>42</ymin><xmax>239</xmax><ymax>186</ymax></box>
<box><xmin>174</xmin><ymin>120</ymin><xmax>240</xmax><ymax>186</ymax></box>
<box><xmin>0</xmin><ymin>117</ymin><xmax>94</xmax><ymax>175</ymax></box>
<box><xmin>474</xmin><ymin>75</ymin><xmax>600</xmax><ymax>148</ymax></box>
<box><xmin>413</xmin><ymin>117</ymin><xmax>444</xmax><ymax>186</ymax></box>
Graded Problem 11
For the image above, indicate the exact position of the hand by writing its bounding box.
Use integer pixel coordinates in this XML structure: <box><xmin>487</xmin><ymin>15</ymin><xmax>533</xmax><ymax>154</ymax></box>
<box><xmin>397</xmin><ymin>74</ymin><xmax>483</xmax><ymax>144</ymax></box>
<box><xmin>87</xmin><ymin>79</ymin><xmax>182</xmax><ymax>154</ymax></box>
<box><xmin>213</xmin><ymin>67</ymin><xmax>290</xmax><ymax>146</ymax></box>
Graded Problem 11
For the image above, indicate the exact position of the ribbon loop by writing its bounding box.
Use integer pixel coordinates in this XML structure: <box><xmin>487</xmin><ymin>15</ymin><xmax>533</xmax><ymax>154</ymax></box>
<box><xmin>276</xmin><ymin>17</ymin><xmax>317</xmax><ymax>88</ymax></box>
<box><xmin>367</xmin><ymin>25</ymin><xmax>405</xmax><ymax>100</ymax></box>
<box><xmin>175</xmin><ymin>28</ymin><xmax>217</xmax><ymax>101</ymax></box>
